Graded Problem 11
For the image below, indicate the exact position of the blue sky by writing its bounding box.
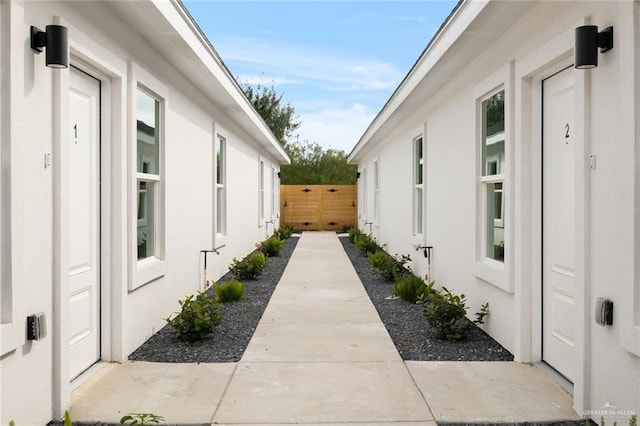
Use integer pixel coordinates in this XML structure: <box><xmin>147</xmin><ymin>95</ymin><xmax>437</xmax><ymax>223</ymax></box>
<box><xmin>183</xmin><ymin>1</ymin><xmax>458</xmax><ymax>153</ymax></box>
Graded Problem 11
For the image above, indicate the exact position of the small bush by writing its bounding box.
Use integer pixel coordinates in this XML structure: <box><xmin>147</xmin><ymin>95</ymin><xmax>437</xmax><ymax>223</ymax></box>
<box><xmin>423</xmin><ymin>286</ymin><xmax>489</xmax><ymax>342</ymax></box>
<box><xmin>120</xmin><ymin>413</ymin><xmax>165</xmax><ymax>425</ymax></box>
<box><xmin>275</xmin><ymin>224</ymin><xmax>294</xmax><ymax>240</ymax></box>
<box><xmin>347</xmin><ymin>227</ymin><xmax>362</xmax><ymax>243</ymax></box>
<box><xmin>165</xmin><ymin>291</ymin><xmax>222</xmax><ymax>341</ymax></box>
<box><xmin>368</xmin><ymin>250</ymin><xmax>412</xmax><ymax>282</ymax></box>
<box><xmin>230</xmin><ymin>251</ymin><xmax>267</xmax><ymax>280</ymax></box>
<box><xmin>213</xmin><ymin>279</ymin><xmax>244</xmax><ymax>303</ymax></box>
<box><xmin>260</xmin><ymin>235</ymin><xmax>285</xmax><ymax>257</ymax></box>
<box><xmin>393</xmin><ymin>276</ymin><xmax>433</xmax><ymax>303</ymax></box>
<box><xmin>354</xmin><ymin>233</ymin><xmax>379</xmax><ymax>255</ymax></box>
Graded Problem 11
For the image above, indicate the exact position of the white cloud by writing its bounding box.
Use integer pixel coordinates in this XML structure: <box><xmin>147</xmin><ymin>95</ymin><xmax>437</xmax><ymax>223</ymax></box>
<box><xmin>217</xmin><ymin>36</ymin><xmax>403</xmax><ymax>92</ymax></box>
<box><xmin>297</xmin><ymin>103</ymin><xmax>376</xmax><ymax>154</ymax></box>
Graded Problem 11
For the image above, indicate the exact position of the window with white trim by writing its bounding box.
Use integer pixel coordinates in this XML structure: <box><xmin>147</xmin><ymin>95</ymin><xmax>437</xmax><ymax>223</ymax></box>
<box><xmin>480</xmin><ymin>89</ymin><xmax>505</xmax><ymax>262</ymax></box>
<box><xmin>216</xmin><ymin>135</ymin><xmax>227</xmax><ymax>236</ymax></box>
<box><xmin>373</xmin><ymin>159</ymin><xmax>380</xmax><ymax>225</ymax></box>
<box><xmin>136</xmin><ymin>88</ymin><xmax>162</xmax><ymax>261</ymax></box>
<box><xmin>271</xmin><ymin>167</ymin><xmax>277</xmax><ymax>221</ymax></box>
<box><xmin>258</xmin><ymin>159</ymin><xmax>265</xmax><ymax>225</ymax></box>
<box><xmin>413</xmin><ymin>136</ymin><xmax>424</xmax><ymax>236</ymax></box>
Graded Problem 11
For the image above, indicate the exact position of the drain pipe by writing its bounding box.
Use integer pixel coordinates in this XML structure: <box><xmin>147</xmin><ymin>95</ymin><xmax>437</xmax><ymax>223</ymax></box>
<box><xmin>416</xmin><ymin>245</ymin><xmax>433</xmax><ymax>282</ymax></box>
<box><xmin>364</xmin><ymin>221</ymin><xmax>373</xmax><ymax>234</ymax></box>
<box><xmin>200</xmin><ymin>245</ymin><xmax>225</xmax><ymax>289</ymax></box>
<box><xmin>265</xmin><ymin>220</ymin><xmax>274</xmax><ymax>237</ymax></box>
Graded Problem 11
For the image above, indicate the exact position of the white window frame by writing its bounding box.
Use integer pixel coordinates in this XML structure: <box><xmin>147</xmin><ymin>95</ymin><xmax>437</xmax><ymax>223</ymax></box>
<box><xmin>271</xmin><ymin>166</ymin><xmax>277</xmax><ymax>222</ymax></box>
<box><xmin>214</xmin><ymin>130</ymin><xmax>227</xmax><ymax>242</ymax></box>
<box><xmin>258</xmin><ymin>157</ymin><xmax>265</xmax><ymax>227</ymax></box>
<box><xmin>361</xmin><ymin>166</ymin><xmax>368</xmax><ymax>226</ymax></box>
<box><xmin>473</xmin><ymin>64</ymin><xmax>512</xmax><ymax>293</ymax></box>
<box><xmin>373</xmin><ymin>158</ymin><xmax>380</xmax><ymax>227</ymax></box>
<box><xmin>412</xmin><ymin>135</ymin><xmax>424</xmax><ymax>238</ymax></box>
<box><xmin>129</xmin><ymin>63</ymin><xmax>166</xmax><ymax>290</ymax></box>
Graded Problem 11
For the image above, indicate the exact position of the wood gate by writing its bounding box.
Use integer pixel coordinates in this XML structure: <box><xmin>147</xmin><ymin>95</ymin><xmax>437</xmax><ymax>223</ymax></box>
<box><xmin>280</xmin><ymin>185</ymin><xmax>357</xmax><ymax>231</ymax></box>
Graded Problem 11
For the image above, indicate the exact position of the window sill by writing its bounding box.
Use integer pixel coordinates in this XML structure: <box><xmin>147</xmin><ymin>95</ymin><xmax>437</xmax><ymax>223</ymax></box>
<box><xmin>131</xmin><ymin>257</ymin><xmax>166</xmax><ymax>291</ymax></box>
<box><xmin>474</xmin><ymin>259</ymin><xmax>512</xmax><ymax>293</ymax></box>
<box><xmin>1</xmin><ymin>323</ymin><xmax>25</xmax><ymax>357</ymax></box>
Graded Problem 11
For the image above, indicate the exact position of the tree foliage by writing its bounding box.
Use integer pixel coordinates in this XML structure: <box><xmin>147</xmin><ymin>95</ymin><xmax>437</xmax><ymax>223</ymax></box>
<box><xmin>241</xmin><ymin>83</ymin><xmax>356</xmax><ymax>185</ymax></box>
<box><xmin>242</xmin><ymin>83</ymin><xmax>300</xmax><ymax>148</ymax></box>
<box><xmin>281</xmin><ymin>140</ymin><xmax>357</xmax><ymax>185</ymax></box>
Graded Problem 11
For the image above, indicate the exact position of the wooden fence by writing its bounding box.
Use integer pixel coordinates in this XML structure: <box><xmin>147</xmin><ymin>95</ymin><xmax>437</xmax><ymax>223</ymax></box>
<box><xmin>280</xmin><ymin>185</ymin><xmax>357</xmax><ymax>231</ymax></box>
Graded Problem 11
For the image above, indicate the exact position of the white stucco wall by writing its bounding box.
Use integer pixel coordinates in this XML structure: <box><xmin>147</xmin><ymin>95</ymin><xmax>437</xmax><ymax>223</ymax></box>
<box><xmin>352</xmin><ymin>0</ymin><xmax>640</xmax><ymax>417</ymax></box>
<box><xmin>0</xmin><ymin>1</ymin><xmax>285</xmax><ymax>424</ymax></box>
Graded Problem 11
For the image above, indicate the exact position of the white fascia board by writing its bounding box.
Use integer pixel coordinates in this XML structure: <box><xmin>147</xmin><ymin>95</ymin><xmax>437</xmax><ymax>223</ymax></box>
<box><xmin>348</xmin><ymin>0</ymin><xmax>488</xmax><ymax>163</ymax></box>
<box><xmin>144</xmin><ymin>0</ymin><xmax>290</xmax><ymax>164</ymax></box>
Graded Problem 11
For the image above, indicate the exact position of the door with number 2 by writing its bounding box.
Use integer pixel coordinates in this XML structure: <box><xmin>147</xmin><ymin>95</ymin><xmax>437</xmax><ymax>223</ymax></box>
<box><xmin>542</xmin><ymin>66</ymin><xmax>576</xmax><ymax>382</ymax></box>
<box><xmin>68</xmin><ymin>67</ymin><xmax>101</xmax><ymax>380</ymax></box>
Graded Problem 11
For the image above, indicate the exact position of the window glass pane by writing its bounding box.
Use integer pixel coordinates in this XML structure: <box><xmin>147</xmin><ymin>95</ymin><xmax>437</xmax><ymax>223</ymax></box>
<box><xmin>137</xmin><ymin>180</ymin><xmax>155</xmax><ymax>259</ymax></box>
<box><xmin>217</xmin><ymin>187</ymin><xmax>225</xmax><ymax>235</ymax></box>
<box><xmin>415</xmin><ymin>187</ymin><xmax>423</xmax><ymax>234</ymax></box>
<box><xmin>486</xmin><ymin>182</ymin><xmax>504</xmax><ymax>262</ymax></box>
<box><xmin>137</xmin><ymin>89</ymin><xmax>159</xmax><ymax>175</ymax></box>
<box><xmin>415</xmin><ymin>137</ymin><xmax>423</xmax><ymax>185</ymax></box>
<box><xmin>216</xmin><ymin>136</ymin><xmax>225</xmax><ymax>185</ymax></box>
<box><xmin>482</xmin><ymin>90</ymin><xmax>505</xmax><ymax>177</ymax></box>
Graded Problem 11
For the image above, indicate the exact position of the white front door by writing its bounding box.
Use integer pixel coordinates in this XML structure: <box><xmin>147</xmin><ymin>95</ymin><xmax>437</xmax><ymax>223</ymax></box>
<box><xmin>68</xmin><ymin>67</ymin><xmax>101</xmax><ymax>379</ymax></box>
<box><xmin>542</xmin><ymin>66</ymin><xmax>576</xmax><ymax>382</ymax></box>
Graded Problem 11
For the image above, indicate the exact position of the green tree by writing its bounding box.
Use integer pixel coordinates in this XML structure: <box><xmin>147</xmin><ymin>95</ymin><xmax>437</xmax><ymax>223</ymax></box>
<box><xmin>281</xmin><ymin>140</ymin><xmax>357</xmax><ymax>185</ymax></box>
<box><xmin>241</xmin><ymin>83</ymin><xmax>356</xmax><ymax>185</ymax></box>
<box><xmin>242</xmin><ymin>83</ymin><xmax>300</xmax><ymax>148</ymax></box>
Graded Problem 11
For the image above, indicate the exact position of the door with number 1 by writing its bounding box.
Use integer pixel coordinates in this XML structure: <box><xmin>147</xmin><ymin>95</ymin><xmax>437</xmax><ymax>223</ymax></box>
<box><xmin>68</xmin><ymin>67</ymin><xmax>101</xmax><ymax>379</ymax></box>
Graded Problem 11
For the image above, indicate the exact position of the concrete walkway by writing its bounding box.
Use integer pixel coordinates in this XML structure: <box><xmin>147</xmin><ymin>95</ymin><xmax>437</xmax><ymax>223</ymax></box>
<box><xmin>71</xmin><ymin>232</ymin><xmax>580</xmax><ymax>425</ymax></box>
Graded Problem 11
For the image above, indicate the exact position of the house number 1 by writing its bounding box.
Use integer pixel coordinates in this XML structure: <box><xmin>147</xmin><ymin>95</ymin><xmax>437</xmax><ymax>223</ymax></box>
<box><xmin>564</xmin><ymin>123</ymin><xmax>570</xmax><ymax>143</ymax></box>
<box><xmin>73</xmin><ymin>124</ymin><xmax>78</xmax><ymax>143</ymax></box>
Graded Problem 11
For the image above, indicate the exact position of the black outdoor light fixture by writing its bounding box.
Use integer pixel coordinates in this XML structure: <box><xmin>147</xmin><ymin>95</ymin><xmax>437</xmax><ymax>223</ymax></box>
<box><xmin>30</xmin><ymin>25</ymin><xmax>69</xmax><ymax>69</ymax></box>
<box><xmin>575</xmin><ymin>25</ymin><xmax>613</xmax><ymax>69</ymax></box>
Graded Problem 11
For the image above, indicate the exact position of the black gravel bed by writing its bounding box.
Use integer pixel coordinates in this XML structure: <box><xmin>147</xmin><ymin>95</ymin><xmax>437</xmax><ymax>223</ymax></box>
<box><xmin>339</xmin><ymin>236</ymin><xmax>514</xmax><ymax>361</ymax></box>
<box><xmin>128</xmin><ymin>236</ymin><xmax>299</xmax><ymax>363</ymax></box>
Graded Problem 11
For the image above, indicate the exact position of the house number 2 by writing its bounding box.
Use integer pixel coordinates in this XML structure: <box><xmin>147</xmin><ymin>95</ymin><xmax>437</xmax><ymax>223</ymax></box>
<box><xmin>564</xmin><ymin>123</ymin><xmax>570</xmax><ymax>143</ymax></box>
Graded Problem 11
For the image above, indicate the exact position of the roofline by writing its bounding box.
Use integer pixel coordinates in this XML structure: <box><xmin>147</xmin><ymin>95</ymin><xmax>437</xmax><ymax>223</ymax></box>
<box><xmin>169</xmin><ymin>0</ymin><xmax>290</xmax><ymax>164</ymax></box>
<box><xmin>347</xmin><ymin>0</ymin><xmax>468</xmax><ymax>163</ymax></box>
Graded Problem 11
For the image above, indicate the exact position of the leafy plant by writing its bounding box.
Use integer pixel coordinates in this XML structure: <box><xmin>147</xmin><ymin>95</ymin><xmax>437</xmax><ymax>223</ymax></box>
<box><xmin>353</xmin><ymin>233</ymin><xmax>379</xmax><ymax>255</ymax></box>
<box><xmin>214</xmin><ymin>279</ymin><xmax>244</xmax><ymax>303</ymax></box>
<box><xmin>120</xmin><ymin>413</ymin><xmax>165</xmax><ymax>425</ymax></box>
<box><xmin>393</xmin><ymin>276</ymin><xmax>433</xmax><ymax>303</ymax></box>
<box><xmin>347</xmin><ymin>226</ymin><xmax>362</xmax><ymax>243</ymax></box>
<box><xmin>260</xmin><ymin>235</ymin><xmax>285</xmax><ymax>257</ymax></box>
<box><xmin>230</xmin><ymin>251</ymin><xmax>268</xmax><ymax>280</ymax></box>
<box><xmin>423</xmin><ymin>286</ymin><xmax>489</xmax><ymax>342</ymax></box>
<box><xmin>63</xmin><ymin>411</ymin><xmax>72</xmax><ymax>426</ymax></box>
<box><xmin>274</xmin><ymin>224</ymin><xmax>294</xmax><ymax>240</ymax></box>
<box><xmin>368</xmin><ymin>250</ymin><xmax>412</xmax><ymax>282</ymax></box>
<box><xmin>165</xmin><ymin>291</ymin><xmax>222</xmax><ymax>341</ymax></box>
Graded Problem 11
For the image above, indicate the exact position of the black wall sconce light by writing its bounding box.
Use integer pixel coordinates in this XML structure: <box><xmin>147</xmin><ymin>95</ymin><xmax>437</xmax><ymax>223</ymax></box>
<box><xmin>277</xmin><ymin>171</ymin><xmax>281</xmax><ymax>178</ymax></box>
<box><xmin>30</xmin><ymin>25</ymin><xmax>69</xmax><ymax>69</ymax></box>
<box><xmin>356</xmin><ymin>172</ymin><xmax>361</xmax><ymax>179</ymax></box>
<box><xmin>575</xmin><ymin>25</ymin><xmax>613</xmax><ymax>69</ymax></box>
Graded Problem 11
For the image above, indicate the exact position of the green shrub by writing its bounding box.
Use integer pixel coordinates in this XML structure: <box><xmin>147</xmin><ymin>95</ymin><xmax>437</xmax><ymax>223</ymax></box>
<box><xmin>120</xmin><ymin>413</ymin><xmax>165</xmax><ymax>425</ymax></box>
<box><xmin>423</xmin><ymin>286</ymin><xmax>489</xmax><ymax>342</ymax></box>
<box><xmin>230</xmin><ymin>251</ymin><xmax>268</xmax><ymax>280</ymax></box>
<box><xmin>165</xmin><ymin>291</ymin><xmax>222</xmax><ymax>341</ymax></box>
<box><xmin>347</xmin><ymin>226</ymin><xmax>362</xmax><ymax>243</ymax></box>
<box><xmin>354</xmin><ymin>233</ymin><xmax>379</xmax><ymax>255</ymax></box>
<box><xmin>393</xmin><ymin>276</ymin><xmax>433</xmax><ymax>303</ymax></box>
<box><xmin>260</xmin><ymin>235</ymin><xmax>285</xmax><ymax>257</ymax></box>
<box><xmin>213</xmin><ymin>279</ymin><xmax>244</xmax><ymax>303</ymax></box>
<box><xmin>368</xmin><ymin>250</ymin><xmax>412</xmax><ymax>282</ymax></box>
<box><xmin>275</xmin><ymin>224</ymin><xmax>294</xmax><ymax>240</ymax></box>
